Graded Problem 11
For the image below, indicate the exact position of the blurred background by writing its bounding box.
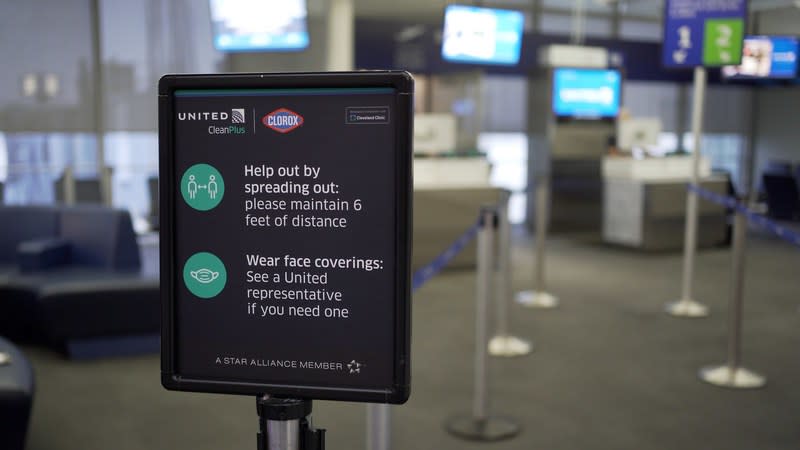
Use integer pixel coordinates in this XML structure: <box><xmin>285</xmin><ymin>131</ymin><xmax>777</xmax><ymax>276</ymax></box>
<box><xmin>1</xmin><ymin>1</ymin><xmax>799</xmax><ymax>450</ymax></box>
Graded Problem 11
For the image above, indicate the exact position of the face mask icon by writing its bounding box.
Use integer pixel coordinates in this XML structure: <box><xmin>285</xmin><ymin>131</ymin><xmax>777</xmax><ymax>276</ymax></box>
<box><xmin>190</xmin><ymin>268</ymin><xmax>220</xmax><ymax>284</ymax></box>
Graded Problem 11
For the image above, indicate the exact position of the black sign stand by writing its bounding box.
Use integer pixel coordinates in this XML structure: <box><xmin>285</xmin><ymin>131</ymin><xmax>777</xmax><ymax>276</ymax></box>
<box><xmin>257</xmin><ymin>397</ymin><xmax>325</xmax><ymax>450</ymax></box>
<box><xmin>159</xmin><ymin>71</ymin><xmax>413</xmax><ymax>450</ymax></box>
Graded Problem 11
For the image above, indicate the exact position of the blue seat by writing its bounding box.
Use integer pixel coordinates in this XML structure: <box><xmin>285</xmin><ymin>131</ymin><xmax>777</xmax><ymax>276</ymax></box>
<box><xmin>765</xmin><ymin>160</ymin><xmax>792</xmax><ymax>176</ymax></box>
<box><xmin>0</xmin><ymin>205</ymin><xmax>159</xmax><ymax>357</ymax></box>
<box><xmin>763</xmin><ymin>174</ymin><xmax>800</xmax><ymax>221</ymax></box>
<box><xmin>54</xmin><ymin>175</ymin><xmax>103</xmax><ymax>204</ymax></box>
<box><xmin>0</xmin><ymin>206</ymin><xmax>61</xmax><ymax>340</ymax></box>
<box><xmin>0</xmin><ymin>206</ymin><xmax>60</xmax><ymax>266</ymax></box>
<box><xmin>794</xmin><ymin>165</ymin><xmax>800</xmax><ymax>197</ymax></box>
<box><xmin>0</xmin><ymin>336</ymin><xmax>34</xmax><ymax>450</ymax></box>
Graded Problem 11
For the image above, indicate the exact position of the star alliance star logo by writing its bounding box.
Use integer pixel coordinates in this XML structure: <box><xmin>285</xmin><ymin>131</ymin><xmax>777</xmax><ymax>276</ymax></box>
<box><xmin>347</xmin><ymin>360</ymin><xmax>362</xmax><ymax>374</ymax></box>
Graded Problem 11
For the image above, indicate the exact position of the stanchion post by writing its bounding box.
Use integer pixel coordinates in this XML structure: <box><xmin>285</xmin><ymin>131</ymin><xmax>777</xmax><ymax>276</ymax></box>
<box><xmin>666</xmin><ymin>66</ymin><xmax>710</xmax><ymax>318</ymax></box>
<box><xmin>101</xmin><ymin>165</ymin><xmax>113</xmax><ymax>206</ymax></box>
<box><xmin>63</xmin><ymin>166</ymin><xmax>76</xmax><ymax>205</ymax></box>
<box><xmin>699</xmin><ymin>207</ymin><xmax>766</xmax><ymax>389</ymax></box>
<box><xmin>366</xmin><ymin>403</ymin><xmax>391</xmax><ymax>450</ymax></box>
<box><xmin>516</xmin><ymin>176</ymin><xmax>559</xmax><ymax>308</ymax></box>
<box><xmin>256</xmin><ymin>396</ymin><xmax>324</xmax><ymax>450</ymax></box>
<box><xmin>489</xmin><ymin>190</ymin><xmax>532</xmax><ymax>357</ymax></box>
<box><xmin>445</xmin><ymin>206</ymin><xmax>521</xmax><ymax>441</ymax></box>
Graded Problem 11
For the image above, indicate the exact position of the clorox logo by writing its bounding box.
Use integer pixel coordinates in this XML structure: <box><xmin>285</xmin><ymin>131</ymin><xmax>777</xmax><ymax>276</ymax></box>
<box><xmin>262</xmin><ymin>108</ymin><xmax>304</xmax><ymax>133</ymax></box>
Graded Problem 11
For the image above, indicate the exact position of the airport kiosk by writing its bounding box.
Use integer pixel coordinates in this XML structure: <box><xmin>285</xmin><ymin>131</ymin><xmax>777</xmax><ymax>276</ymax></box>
<box><xmin>526</xmin><ymin>46</ymin><xmax>620</xmax><ymax>234</ymax></box>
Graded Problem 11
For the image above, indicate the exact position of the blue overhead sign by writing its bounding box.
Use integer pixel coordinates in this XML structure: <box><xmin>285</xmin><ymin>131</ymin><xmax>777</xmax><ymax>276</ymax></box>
<box><xmin>662</xmin><ymin>0</ymin><xmax>747</xmax><ymax>68</ymax></box>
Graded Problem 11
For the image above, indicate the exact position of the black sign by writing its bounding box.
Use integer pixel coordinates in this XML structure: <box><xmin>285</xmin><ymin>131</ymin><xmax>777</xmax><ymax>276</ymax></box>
<box><xmin>159</xmin><ymin>72</ymin><xmax>413</xmax><ymax>404</ymax></box>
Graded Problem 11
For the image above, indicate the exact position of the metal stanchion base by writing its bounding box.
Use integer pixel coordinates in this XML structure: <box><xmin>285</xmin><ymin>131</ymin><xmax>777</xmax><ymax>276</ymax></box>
<box><xmin>444</xmin><ymin>415</ymin><xmax>520</xmax><ymax>442</ymax></box>
<box><xmin>665</xmin><ymin>299</ymin><xmax>709</xmax><ymax>318</ymax></box>
<box><xmin>515</xmin><ymin>290</ymin><xmax>559</xmax><ymax>309</ymax></box>
<box><xmin>488</xmin><ymin>335</ymin><xmax>532</xmax><ymax>357</ymax></box>
<box><xmin>699</xmin><ymin>365</ymin><xmax>766</xmax><ymax>389</ymax></box>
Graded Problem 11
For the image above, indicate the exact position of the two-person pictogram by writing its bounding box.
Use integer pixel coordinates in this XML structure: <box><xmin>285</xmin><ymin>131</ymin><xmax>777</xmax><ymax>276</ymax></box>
<box><xmin>186</xmin><ymin>173</ymin><xmax>220</xmax><ymax>200</ymax></box>
<box><xmin>181</xmin><ymin>163</ymin><xmax>225</xmax><ymax>211</ymax></box>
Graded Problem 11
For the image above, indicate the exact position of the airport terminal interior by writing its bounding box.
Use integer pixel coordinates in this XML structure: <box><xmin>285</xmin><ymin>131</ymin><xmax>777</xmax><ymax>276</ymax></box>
<box><xmin>1</xmin><ymin>1</ymin><xmax>800</xmax><ymax>449</ymax></box>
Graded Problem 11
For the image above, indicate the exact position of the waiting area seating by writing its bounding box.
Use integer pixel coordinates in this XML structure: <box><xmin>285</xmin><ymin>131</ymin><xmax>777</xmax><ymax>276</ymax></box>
<box><xmin>0</xmin><ymin>205</ymin><xmax>159</xmax><ymax>358</ymax></box>
<box><xmin>0</xmin><ymin>336</ymin><xmax>34</xmax><ymax>450</ymax></box>
<box><xmin>763</xmin><ymin>173</ymin><xmax>799</xmax><ymax>220</ymax></box>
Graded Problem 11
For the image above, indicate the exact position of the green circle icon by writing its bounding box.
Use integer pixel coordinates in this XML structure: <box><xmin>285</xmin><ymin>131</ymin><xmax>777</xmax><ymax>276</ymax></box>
<box><xmin>183</xmin><ymin>252</ymin><xmax>227</xmax><ymax>299</ymax></box>
<box><xmin>181</xmin><ymin>163</ymin><xmax>225</xmax><ymax>211</ymax></box>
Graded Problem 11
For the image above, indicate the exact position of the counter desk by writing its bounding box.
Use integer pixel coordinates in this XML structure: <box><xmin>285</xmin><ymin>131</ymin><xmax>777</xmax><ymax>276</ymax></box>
<box><xmin>602</xmin><ymin>157</ymin><xmax>729</xmax><ymax>251</ymax></box>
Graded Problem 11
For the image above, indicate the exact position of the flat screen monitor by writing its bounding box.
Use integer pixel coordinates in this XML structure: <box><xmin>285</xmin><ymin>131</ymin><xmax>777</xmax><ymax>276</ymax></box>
<box><xmin>722</xmin><ymin>35</ymin><xmax>799</xmax><ymax>79</ymax></box>
<box><xmin>209</xmin><ymin>0</ymin><xmax>309</xmax><ymax>52</ymax></box>
<box><xmin>441</xmin><ymin>5</ymin><xmax>525</xmax><ymax>66</ymax></box>
<box><xmin>617</xmin><ymin>118</ymin><xmax>661</xmax><ymax>151</ymax></box>
<box><xmin>552</xmin><ymin>68</ymin><xmax>621</xmax><ymax>120</ymax></box>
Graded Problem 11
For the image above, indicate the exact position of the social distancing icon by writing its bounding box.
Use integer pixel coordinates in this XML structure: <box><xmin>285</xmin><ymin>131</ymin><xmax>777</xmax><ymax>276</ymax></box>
<box><xmin>181</xmin><ymin>163</ymin><xmax>225</xmax><ymax>210</ymax></box>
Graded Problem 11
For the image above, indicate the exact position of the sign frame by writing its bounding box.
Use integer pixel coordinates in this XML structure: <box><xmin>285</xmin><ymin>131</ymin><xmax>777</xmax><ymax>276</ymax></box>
<box><xmin>158</xmin><ymin>71</ymin><xmax>414</xmax><ymax>404</ymax></box>
<box><xmin>661</xmin><ymin>0</ymin><xmax>748</xmax><ymax>69</ymax></box>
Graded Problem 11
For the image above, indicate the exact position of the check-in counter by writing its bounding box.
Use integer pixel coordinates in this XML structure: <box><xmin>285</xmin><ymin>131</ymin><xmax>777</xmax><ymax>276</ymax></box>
<box><xmin>413</xmin><ymin>156</ymin><xmax>501</xmax><ymax>270</ymax></box>
<box><xmin>602</xmin><ymin>156</ymin><xmax>729</xmax><ymax>250</ymax></box>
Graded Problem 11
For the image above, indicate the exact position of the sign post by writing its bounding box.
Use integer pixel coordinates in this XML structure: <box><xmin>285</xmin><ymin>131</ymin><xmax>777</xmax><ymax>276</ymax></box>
<box><xmin>667</xmin><ymin>65</ymin><xmax>710</xmax><ymax>318</ymax></box>
<box><xmin>446</xmin><ymin>207</ymin><xmax>521</xmax><ymax>442</ymax></box>
<box><xmin>489</xmin><ymin>189</ymin><xmax>533</xmax><ymax>356</ymax></box>
<box><xmin>516</xmin><ymin>176</ymin><xmax>558</xmax><ymax>309</ymax></box>
<box><xmin>159</xmin><ymin>72</ymin><xmax>414</xmax><ymax>448</ymax></box>
<box><xmin>698</xmin><ymin>208</ymin><xmax>766</xmax><ymax>389</ymax></box>
<box><xmin>662</xmin><ymin>0</ymin><xmax>747</xmax><ymax>318</ymax></box>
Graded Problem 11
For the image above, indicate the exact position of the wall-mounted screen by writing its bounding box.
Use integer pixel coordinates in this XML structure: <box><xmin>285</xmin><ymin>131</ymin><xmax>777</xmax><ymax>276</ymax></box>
<box><xmin>441</xmin><ymin>5</ymin><xmax>524</xmax><ymax>66</ymax></box>
<box><xmin>722</xmin><ymin>35</ymin><xmax>799</xmax><ymax>79</ymax></box>
<box><xmin>209</xmin><ymin>0</ymin><xmax>309</xmax><ymax>52</ymax></box>
<box><xmin>617</xmin><ymin>118</ymin><xmax>662</xmax><ymax>151</ymax></box>
<box><xmin>552</xmin><ymin>68</ymin><xmax>621</xmax><ymax>119</ymax></box>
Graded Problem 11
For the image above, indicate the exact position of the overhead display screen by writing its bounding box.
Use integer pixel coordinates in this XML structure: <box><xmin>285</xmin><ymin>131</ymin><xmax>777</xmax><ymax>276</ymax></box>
<box><xmin>441</xmin><ymin>5</ymin><xmax>525</xmax><ymax>66</ymax></box>
<box><xmin>209</xmin><ymin>0</ymin><xmax>309</xmax><ymax>52</ymax></box>
<box><xmin>552</xmin><ymin>68</ymin><xmax>621</xmax><ymax>119</ymax></box>
<box><xmin>159</xmin><ymin>72</ymin><xmax>413</xmax><ymax>403</ymax></box>
<box><xmin>722</xmin><ymin>36</ymin><xmax>799</xmax><ymax>79</ymax></box>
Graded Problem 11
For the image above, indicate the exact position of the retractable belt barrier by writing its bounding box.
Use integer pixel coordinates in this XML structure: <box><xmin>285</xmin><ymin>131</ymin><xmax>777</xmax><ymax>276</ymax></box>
<box><xmin>367</xmin><ymin>217</ymin><xmax>480</xmax><ymax>450</ymax></box>
<box><xmin>411</xmin><ymin>220</ymin><xmax>482</xmax><ymax>291</ymax></box>
<box><xmin>369</xmin><ymin>210</ymin><xmax>525</xmax><ymax>449</ymax></box>
<box><xmin>687</xmin><ymin>183</ymin><xmax>784</xmax><ymax>389</ymax></box>
<box><xmin>687</xmin><ymin>184</ymin><xmax>800</xmax><ymax>249</ymax></box>
<box><xmin>444</xmin><ymin>206</ymin><xmax>521</xmax><ymax>441</ymax></box>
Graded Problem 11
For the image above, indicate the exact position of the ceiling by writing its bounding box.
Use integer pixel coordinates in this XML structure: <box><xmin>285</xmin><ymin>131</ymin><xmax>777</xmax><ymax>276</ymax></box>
<box><xmin>349</xmin><ymin>0</ymin><xmax>800</xmax><ymax>23</ymax></box>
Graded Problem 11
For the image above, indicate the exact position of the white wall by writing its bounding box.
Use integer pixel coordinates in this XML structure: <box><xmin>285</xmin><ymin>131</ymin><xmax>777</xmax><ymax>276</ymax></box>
<box><xmin>0</xmin><ymin>0</ymin><xmax>95</xmax><ymax>131</ymax></box>
<box><xmin>756</xmin><ymin>8</ymin><xmax>800</xmax><ymax>35</ymax></box>
<box><xmin>753</xmin><ymin>87</ymin><xmax>800</xmax><ymax>174</ymax></box>
<box><xmin>482</xmin><ymin>76</ymin><xmax>528</xmax><ymax>133</ymax></box>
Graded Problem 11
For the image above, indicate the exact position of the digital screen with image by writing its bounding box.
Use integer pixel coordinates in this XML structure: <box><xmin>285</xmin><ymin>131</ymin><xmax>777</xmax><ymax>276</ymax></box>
<box><xmin>722</xmin><ymin>36</ymin><xmax>799</xmax><ymax>79</ymax></box>
<box><xmin>209</xmin><ymin>0</ymin><xmax>309</xmax><ymax>52</ymax></box>
<box><xmin>552</xmin><ymin>68</ymin><xmax>621</xmax><ymax>119</ymax></box>
<box><xmin>441</xmin><ymin>5</ymin><xmax>525</xmax><ymax>66</ymax></box>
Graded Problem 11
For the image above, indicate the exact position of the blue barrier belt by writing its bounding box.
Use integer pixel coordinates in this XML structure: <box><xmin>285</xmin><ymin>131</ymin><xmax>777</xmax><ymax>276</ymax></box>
<box><xmin>687</xmin><ymin>183</ymin><xmax>800</xmax><ymax>249</ymax></box>
<box><xmin>412</xmin><ymin>219</ymin><xmax>482</xmax><ymax>291</ymax></box>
